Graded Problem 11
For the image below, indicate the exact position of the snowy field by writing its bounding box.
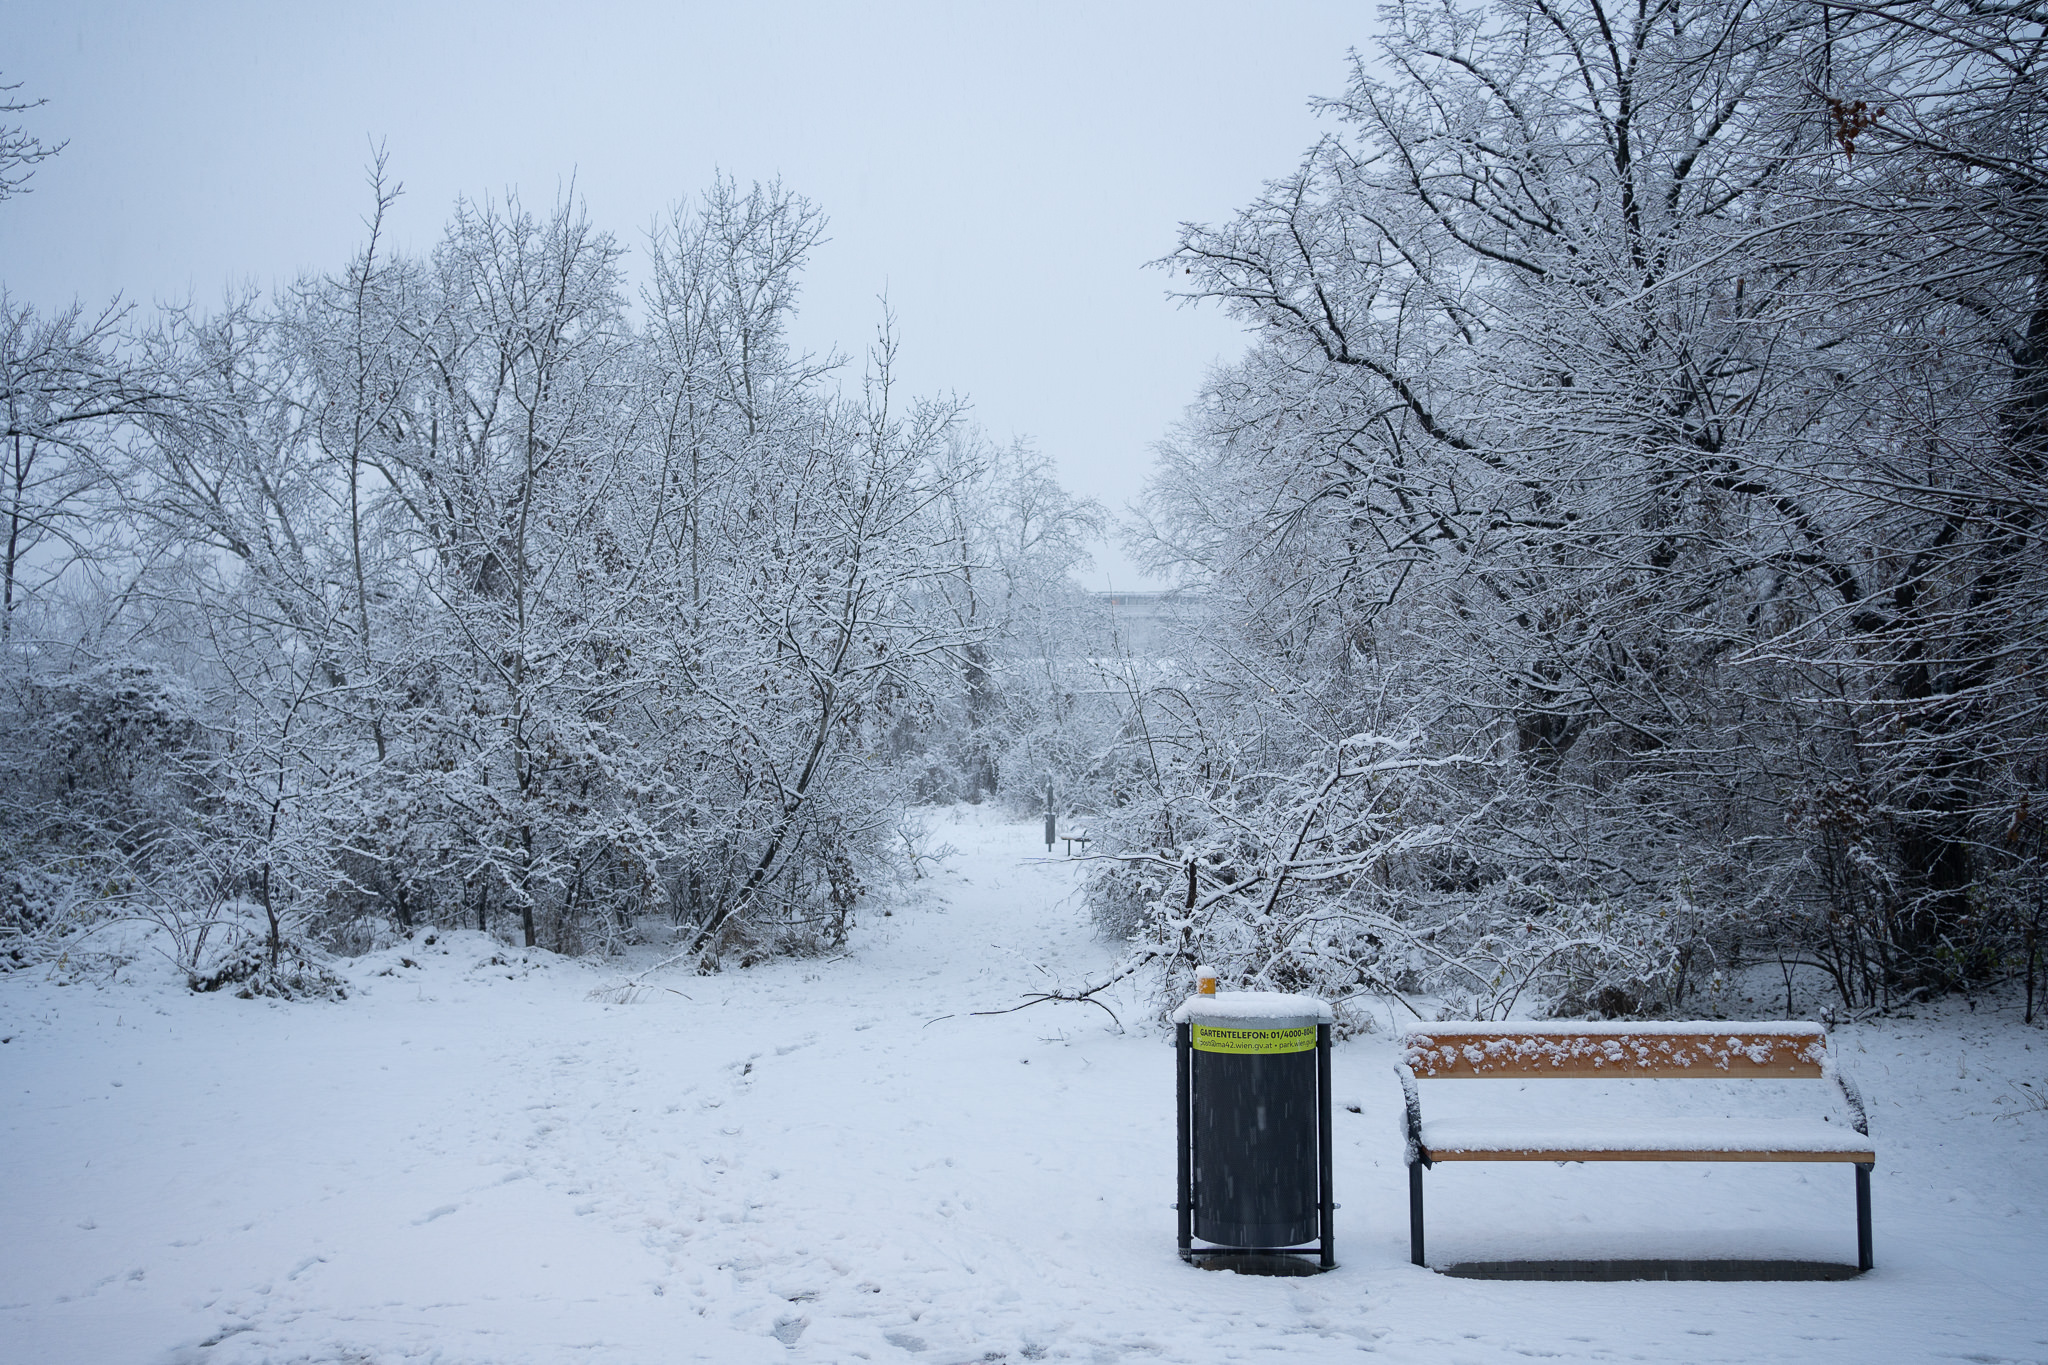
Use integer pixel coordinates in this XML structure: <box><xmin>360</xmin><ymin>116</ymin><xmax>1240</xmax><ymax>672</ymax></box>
<box><xmin>4</xmin><ymin>806</ymin><xmax>2046</xmax><ymax>1365</ymax></box>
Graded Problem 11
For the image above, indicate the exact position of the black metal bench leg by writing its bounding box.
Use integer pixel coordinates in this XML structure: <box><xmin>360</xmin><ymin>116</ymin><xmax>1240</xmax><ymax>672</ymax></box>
<box><xmin>1856</xmin><ymin>1162</ymin><xmax>1873</xmax><ymax>1272</ymax></box>
<box><xmin>1409</xmin><ymin>1161</ymin><xmax>1426</xmax><ymax>1267</ymax></box>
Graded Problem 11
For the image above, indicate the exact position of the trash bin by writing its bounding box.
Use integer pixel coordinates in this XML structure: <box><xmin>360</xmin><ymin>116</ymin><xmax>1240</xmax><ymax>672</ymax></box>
<box><xmin>1173</xmin><ymin>967</ymin><xmax>1334</xmax><ymax>1270</ymax></box>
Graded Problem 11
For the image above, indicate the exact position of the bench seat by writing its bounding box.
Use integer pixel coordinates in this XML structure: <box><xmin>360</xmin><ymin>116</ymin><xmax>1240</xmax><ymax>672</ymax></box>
<box><xmin>1420</xmin><ymin>1116</ymin><xmax>1875</xmax><ymax>1163</ymax></box>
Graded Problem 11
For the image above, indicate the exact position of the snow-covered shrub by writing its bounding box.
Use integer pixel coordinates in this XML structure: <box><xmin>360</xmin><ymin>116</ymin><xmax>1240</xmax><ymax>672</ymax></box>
<box><xmin>0</xmin><ymin>663</ymin><xmax>215</xmax><ymax>958</ymax></box>
<box><xmin>188</xmin><ymin>936</ymin><xmax>348</xmax><ymax>1001</ymax></box>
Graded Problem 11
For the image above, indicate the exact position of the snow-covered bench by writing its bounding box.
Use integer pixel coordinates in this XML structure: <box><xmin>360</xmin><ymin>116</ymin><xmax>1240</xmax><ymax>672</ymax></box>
<box><xmin>1396</xmin><ymin>1022</ymin><xmax>1874</xmax><ymax>1272</ymax></box>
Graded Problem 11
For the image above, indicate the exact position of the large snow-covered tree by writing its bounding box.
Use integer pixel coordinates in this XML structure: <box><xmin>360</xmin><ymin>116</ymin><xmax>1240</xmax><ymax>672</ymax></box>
<box><xmin>1113</xmin><ymin>0</ymin><xmax>2047</xmax><ymax>1015</ymax></box>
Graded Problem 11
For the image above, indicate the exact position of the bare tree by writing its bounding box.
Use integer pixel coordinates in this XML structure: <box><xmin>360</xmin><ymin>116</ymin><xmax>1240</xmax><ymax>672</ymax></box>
<box><xmin>0</xmin><ymin>75</ymin><xmax>64</xmax><ymax>202</ymax></box>
<box><xmin>0</xmin><ymin>297</ymin><xmax>160</xmax><ymax>637</ymax></box>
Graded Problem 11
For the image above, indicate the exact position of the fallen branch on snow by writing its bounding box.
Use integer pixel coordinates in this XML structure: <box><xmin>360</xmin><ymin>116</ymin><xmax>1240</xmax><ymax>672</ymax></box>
<box><xmin>969</xmin><ymin>949</ymin><xmax>1160</xmax><ymax>1031</ymax></box>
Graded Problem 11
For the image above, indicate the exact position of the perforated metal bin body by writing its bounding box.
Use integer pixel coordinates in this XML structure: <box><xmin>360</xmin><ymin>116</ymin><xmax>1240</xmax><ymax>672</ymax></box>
<box><xmin>1173</xmin><ymin>991</ymin><xmax>1334</xmax><ymax>1267</ymax></box>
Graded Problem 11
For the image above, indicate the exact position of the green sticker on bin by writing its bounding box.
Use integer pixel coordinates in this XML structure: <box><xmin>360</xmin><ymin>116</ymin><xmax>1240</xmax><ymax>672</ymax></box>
<box><xmin>1191</xmin><ymin>1023</ymin><xmax>1317</xmax><ymax>1055</ymax></box>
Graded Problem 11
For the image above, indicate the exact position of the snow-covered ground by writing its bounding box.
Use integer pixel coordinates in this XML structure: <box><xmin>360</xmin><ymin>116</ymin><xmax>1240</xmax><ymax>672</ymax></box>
<box><xmin>4</xmin><ymin>806</ymin><xmax>2045</xmax><ymax>1364</ymax></box>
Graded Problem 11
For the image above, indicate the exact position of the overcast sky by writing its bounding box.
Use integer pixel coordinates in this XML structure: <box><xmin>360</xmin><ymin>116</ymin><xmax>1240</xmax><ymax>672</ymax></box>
<box><xmin>1</xmin><ymin>1</ymin><xmax>1375</xmax><ymax>589</ymax></box>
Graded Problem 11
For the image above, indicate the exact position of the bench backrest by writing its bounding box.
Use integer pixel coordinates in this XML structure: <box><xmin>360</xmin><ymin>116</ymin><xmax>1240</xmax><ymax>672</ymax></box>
<box><xmin>1401</xmin><ymin>1023</ymin><xmax>1829</xmax><ymax>1080</ymax></box>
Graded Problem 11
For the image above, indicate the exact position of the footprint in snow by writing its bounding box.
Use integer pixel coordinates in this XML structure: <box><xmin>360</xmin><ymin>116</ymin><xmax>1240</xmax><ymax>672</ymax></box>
<box><xmin>413</xmin><ymin>1204</ymin><xmax>459</xmax><ymax>1224</ymax></box>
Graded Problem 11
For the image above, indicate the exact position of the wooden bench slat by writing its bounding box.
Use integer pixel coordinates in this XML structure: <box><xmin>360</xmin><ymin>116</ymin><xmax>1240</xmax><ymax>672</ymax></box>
<box><xmin>1405</xmin><ymin>1029</ymin><xmax>1827</xmax><ymax>1080</ymax></box>
<box><xmin>1425</xmin><ymin>1148</ymin><xmax>1875</xmax><ymax>1164</ymax></box>
<box><xmin>1418</xmin><ymin>1116</ymin><xmax>1874</xmax><ymax>1161</ymax></box>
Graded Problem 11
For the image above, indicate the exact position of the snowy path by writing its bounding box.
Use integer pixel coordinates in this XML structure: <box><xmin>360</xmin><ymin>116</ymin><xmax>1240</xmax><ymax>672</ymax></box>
<box><xmin>3</xmin><ymin>805</ymin><xmax>2046</xmax><ymax>1363</ymax></box>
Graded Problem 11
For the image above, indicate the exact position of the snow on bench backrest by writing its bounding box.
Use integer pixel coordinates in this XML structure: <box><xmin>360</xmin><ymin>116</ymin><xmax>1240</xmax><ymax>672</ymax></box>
<box><xmin>1401</xmin><ymin>1021</ymin><xmax>1830</xmax><ymax>1079</ymax></box>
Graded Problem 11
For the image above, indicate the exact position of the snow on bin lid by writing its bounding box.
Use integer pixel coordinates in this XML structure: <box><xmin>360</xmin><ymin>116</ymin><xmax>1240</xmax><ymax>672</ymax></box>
<box><xmin>1170</xmin><ymin>990</ymin><xmax>1333</xmax><ymax>1026</ymax></box>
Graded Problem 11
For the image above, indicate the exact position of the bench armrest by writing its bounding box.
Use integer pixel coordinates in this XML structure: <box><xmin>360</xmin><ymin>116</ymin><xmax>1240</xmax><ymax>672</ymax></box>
<box><xmin>1828</xmin><ymin>1059</ymin><xmax>1871</xmax><ymax>1139</ymax></box>
<box><xmin>1396</xmin><ymin>1063</ymin><xmax>1431</xmax><ymax>1168</ymax></box>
